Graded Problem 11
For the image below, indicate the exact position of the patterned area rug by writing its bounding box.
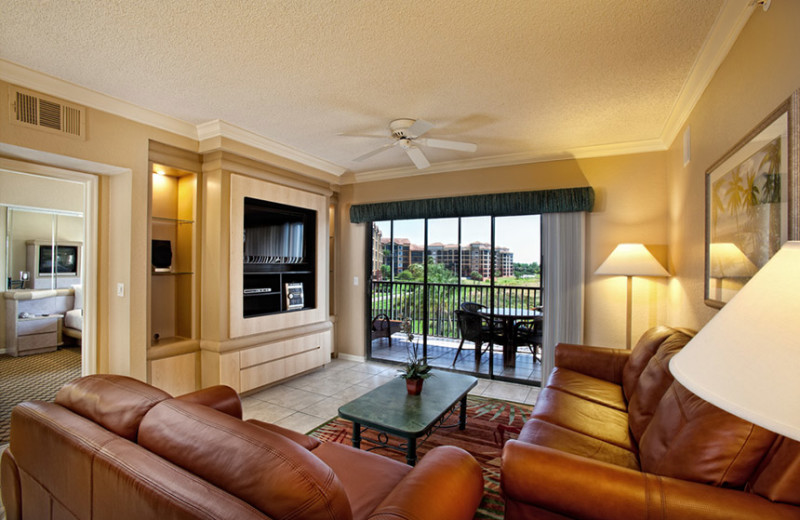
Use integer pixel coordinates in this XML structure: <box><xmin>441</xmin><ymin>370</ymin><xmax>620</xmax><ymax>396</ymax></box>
<box><xmin>0</xmin><ymin>347</ymin><xmax>82</xmax><ymax>444</ymax></box>
<box><xmin>309</xmin><ymin>395</ymin><xmax>532</xmax><ymax>519</ymax></box>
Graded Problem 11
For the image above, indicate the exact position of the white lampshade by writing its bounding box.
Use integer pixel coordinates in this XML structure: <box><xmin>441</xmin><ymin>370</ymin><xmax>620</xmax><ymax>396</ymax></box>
<box><xmin>670</xmin><ymin>241</ymin><xmax>800</xmax><ymax>441</ymax></box>
<box><xmin>709</xmin><ymin>242</ymin><xmax>758</xmax><ymax>278</ymax></box>
<box><xmin>595</xmin><ymin>243</ymin><xmax>669</xmax><ymax>277</ymax></box>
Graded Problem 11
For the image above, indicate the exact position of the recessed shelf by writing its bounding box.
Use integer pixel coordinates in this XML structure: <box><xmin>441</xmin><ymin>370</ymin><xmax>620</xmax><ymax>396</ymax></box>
<box><xmin>152</xmin><ymin>216</ymin><xmax>194</xmax><ymax>224</ymax></box>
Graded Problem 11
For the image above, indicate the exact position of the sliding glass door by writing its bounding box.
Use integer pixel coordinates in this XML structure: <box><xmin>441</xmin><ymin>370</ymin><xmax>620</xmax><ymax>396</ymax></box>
<box><xmin>368</xmin><ymin>214</ymin><xmax>542</xmax><ymax>385</ymax></box>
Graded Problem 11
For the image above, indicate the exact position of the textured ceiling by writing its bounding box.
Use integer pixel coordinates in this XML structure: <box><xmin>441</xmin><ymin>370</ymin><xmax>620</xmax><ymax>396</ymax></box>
<box><xmin>0</xmin><ymin>0</ymin><xmax>734</xmax><ymax>178</ymax></box>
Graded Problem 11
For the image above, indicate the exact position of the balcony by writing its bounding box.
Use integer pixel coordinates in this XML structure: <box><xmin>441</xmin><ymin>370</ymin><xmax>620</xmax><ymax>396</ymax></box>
<box><xmin>370</xmin><ymin>280</ymin><xmax>543</xmax><ymax>384</ymax></box>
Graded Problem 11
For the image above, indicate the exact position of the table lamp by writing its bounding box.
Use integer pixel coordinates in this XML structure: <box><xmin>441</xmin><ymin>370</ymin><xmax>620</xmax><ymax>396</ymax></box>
<box><xmin>671</xmin><ymin>241</ymin><xmax>800</xmax><ymax>441</ymax></box>
<box><xmin>595</xmin><ymin>243</ymin><xmax>669</xmax><ymax>349</ymax></box>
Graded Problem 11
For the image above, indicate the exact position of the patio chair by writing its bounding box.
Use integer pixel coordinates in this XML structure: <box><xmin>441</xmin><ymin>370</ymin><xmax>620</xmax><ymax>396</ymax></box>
<box><xmin>460</xmin><ymin>301</ymin><xmax>485</xmax><ymax>313</ymax></box>
<box><xmin>513</xmin><ymin>316</ymin><xmax>543</xmax><ymax>361</ymax></box>
<box><xmin>453</xmin><ymin>309</ymin><xmax>503</xmax><ymax>366</ymax></box>
<box><xmin>371</xmin><ymin>313</ymin><xmax>402</xmax><ymax>347</ymax></box>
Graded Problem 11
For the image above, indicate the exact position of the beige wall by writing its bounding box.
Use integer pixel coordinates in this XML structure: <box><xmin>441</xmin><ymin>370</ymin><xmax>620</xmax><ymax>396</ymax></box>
<box><xmin>1</xmin><ymin>1</ymin><xmax>797</xmax><ymax>371</ymax></box>
<box><xmin>665</xmin><ymin>0</ymin><xmax>800</xmax><ymax>331</ymax></box>
<box><xmin>0</xmin><ymin>80</ymin><xmax>196</xmax><ymax>378</ymax></box>
<box><xmin>336</xmin><ymin>152</ymin><xmax>670</xmax><ymax>356</ymax></box>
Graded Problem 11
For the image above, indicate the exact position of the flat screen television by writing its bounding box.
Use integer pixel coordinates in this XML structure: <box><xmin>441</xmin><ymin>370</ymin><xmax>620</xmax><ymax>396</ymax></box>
<box><xmin>38</xmin><ymin>245</ymin><xmax>79</xmax><ymax>276</ymax></box>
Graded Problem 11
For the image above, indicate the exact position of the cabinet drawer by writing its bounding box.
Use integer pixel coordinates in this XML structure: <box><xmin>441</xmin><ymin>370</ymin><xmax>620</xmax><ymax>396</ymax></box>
<box><xmin>18</xmin><ymin>332</ymin><xmax>56</xmax><ymax>352</ymax></box>
<box><xmin>18</xmin><ymin>318</ymin><xmax>58</xmax><ymax>335</ymax></box>
<box><xmin>240</xmin><ymin>348</ymin><xmax>322</xmax><ymax>393</ymax></box>
<box><xmin>240</xmin><ymin>333</ymin><xmax>322</xmax><ymax>369</ymax></box>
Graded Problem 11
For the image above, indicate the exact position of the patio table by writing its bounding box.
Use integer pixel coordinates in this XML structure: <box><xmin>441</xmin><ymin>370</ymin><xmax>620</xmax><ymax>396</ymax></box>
<box><xmin>481</xmin><ymin>307</ymin><xmax>542</xmax><ymax>368</ymax></box>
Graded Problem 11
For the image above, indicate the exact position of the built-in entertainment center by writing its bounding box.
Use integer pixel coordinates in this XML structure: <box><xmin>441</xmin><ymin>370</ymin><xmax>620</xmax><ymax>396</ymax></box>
<box><xmin>242</xmin><ymin>197</ymin><xmax>316</xmax><ymax>317</ymax></box>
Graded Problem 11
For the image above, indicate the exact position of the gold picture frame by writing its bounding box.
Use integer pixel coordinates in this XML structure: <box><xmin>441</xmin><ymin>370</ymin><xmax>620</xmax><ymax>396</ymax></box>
<box><xmin>705</xmin><ymin>88</ymin><xmax>799</xmax><ymax>308</ymax></box>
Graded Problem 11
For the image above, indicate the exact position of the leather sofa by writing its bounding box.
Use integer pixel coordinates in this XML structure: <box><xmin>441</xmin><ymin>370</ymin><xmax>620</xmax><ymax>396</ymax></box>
<box><xmin>501</xmin><ymin>326</ymin><xmax>800</xmax><ymax>519</ymax></box>
<box><xmin>1</xmin><ymin>374</ymin><xmax>484</xmax><ymax>520</ymax></box>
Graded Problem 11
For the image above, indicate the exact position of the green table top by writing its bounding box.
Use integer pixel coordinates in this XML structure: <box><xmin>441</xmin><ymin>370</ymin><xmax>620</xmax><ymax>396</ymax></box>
<box><xmin>338</xmin><ymin>370</ymin><xmax>478</xmax><ymax>436</ymax></box>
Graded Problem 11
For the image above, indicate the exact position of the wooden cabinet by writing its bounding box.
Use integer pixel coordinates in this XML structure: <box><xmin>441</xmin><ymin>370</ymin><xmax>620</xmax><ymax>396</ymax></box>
<box><xmin>215</xmin><ymin>330</ymin><xmax>331</xmax><ymax>393</ymax></box>
<box><xmin>3</xmin><ymin>289</ymin><xmax>73</xmax><ymax>356</ymax></box>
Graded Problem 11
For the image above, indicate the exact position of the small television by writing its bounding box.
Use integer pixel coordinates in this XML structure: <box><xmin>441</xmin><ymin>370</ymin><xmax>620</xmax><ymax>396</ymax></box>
<box><xmin>38</xmin><ymin>244</ymin><xmax>79</xmax><ymax>276</ymax></box>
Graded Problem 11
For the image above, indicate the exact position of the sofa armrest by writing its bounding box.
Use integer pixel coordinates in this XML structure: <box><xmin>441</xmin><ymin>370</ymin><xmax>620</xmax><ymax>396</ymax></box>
<box><xmin>369</xmin><ymin>446</ymin><xmax>483</xmax><ymax>520</ymax></box>
<box><xmin>554</xmin><ymin>343</ymin><xmax>630</xmax><ymax>384</ymax></box>
<box><xmin>176</xmin><ymin>385</ymin><xmax>242</xmax><ymax>419</ymax></box>
<box><xmin>1</xmin><ymin>448</ymin><xmax>21</xmax><ymax>520</ymax></box>
<box><xmin>502</xmin><ymin>441</ymin><xmax>800</xmax><ymax>520</ymax></box>
<box><xmin>245</xmin><ymin>418</ymin><xmax>321</xmax><ymax>451</ymax></box>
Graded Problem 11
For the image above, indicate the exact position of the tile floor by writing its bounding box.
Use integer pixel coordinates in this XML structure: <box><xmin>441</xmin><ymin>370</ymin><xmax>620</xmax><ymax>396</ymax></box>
<box><xmin>241</xmin><ymin>357</ymin><xmax>540</xmax><ymax>434</ymax></box>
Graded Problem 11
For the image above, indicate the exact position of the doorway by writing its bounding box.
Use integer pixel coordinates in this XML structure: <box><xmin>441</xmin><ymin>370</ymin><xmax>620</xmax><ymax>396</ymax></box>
<box><xmin>0</xmin><ymin>160</ymin><xmax>98</xmax><ymax>445</ymax></box>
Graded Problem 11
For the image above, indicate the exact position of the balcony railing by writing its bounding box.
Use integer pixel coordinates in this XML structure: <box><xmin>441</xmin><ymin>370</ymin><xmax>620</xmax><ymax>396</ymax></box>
<box><xmin>371</xmin><ymin>280</ymin><xmax>542</xmax><ymax>339</ymax></box>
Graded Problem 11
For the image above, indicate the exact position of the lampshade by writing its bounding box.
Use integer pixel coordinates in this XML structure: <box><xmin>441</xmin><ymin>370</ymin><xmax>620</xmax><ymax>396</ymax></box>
<box><xmin>670</xmin><ymin>241</ymin><xmax>800</xmax><ymax>441</ymax></box>
<box><xmin>595</xmin><ymin>243</ymin><xmax>669</xmax><ymax>277</ymax></box>
<box><xmin>709</xmin><ymin>242</ymin><xmax>758</xmax><ymax>278</ymax></box>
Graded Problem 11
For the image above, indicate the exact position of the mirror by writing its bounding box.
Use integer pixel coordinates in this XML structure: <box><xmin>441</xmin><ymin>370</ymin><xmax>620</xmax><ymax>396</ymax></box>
<box><xmin>4</xmin><ymin>207</ymin><xmax>84</xmax><ymax>291</ymax></box>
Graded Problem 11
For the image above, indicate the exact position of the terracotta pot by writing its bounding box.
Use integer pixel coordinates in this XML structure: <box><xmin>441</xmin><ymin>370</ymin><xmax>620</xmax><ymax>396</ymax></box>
<box><xmin>406</xmin><ymin>378</ymin><xmax>424</xmax><ymax>395</ymax></box>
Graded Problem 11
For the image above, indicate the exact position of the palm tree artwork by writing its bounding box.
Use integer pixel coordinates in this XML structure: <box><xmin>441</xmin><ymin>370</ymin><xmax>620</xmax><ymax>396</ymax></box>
<box><xmin>709</xmin><ymin>135</ymin><xmax>784</xmax><ymax>301</ymax></box>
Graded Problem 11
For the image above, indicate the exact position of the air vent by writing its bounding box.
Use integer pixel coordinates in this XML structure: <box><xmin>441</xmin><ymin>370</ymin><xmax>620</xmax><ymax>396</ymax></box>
<box><xmin>9</xmin><ymin>87</ymin><xmax>85</xmax><ymax>139</ymax></box>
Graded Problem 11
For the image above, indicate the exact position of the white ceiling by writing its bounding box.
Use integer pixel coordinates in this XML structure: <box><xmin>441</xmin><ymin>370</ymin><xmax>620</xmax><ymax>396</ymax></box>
<box><xmin>0</xmin><ymin>0</ymin><xmax>753</xmax><ymax>181</ymax></box>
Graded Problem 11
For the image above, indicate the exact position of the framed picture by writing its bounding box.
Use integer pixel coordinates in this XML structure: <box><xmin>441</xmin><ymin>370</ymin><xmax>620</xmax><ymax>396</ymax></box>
<box><xmin>705</xmin><ymin>88</ymin><xmax>799</xmax><ymax>308</ymax></box>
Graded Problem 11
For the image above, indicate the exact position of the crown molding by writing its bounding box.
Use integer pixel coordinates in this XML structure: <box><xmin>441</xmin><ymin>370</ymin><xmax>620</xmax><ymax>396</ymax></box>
<box><xmin>660</xmin><ymin>0</ymin><xmax>755</xmax><ymax>148</ymax></box>
<box><xmin>0</xmin><ymin>59</ymin><xmax>198</xmax><ymax>140</ymax></box>
<box><xmin>196</xmin><ymin>120</ymin><xmax>346</xmax><ymax>176</ymax></box>
<box><xmin>0</xmin><ymin>59</ymin><xmax>347</xmax><ymax>176</ymax></box>
<box><xmin>348</xmin><ymin>138</ymin><xmax>666</xmax><ymax>184</ymax></box>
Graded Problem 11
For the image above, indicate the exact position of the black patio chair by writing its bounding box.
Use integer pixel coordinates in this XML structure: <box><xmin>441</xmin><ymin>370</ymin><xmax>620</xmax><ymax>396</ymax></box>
<box><xmin>513</xmin><ymin>316</ymin><xmax>543</xmax><ymax>361</ymax></box>
<box><xmin>453</xmin><ymin>309</ymin><xmax>504</xmax><ymax>366</ymax></box>
<box><xmin>460</xmin><ymin>301</ymin><xmax>485</xmax><ymax>313</ymax></box>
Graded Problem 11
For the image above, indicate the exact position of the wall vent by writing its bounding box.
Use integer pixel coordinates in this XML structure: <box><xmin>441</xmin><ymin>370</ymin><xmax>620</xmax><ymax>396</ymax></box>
<box><xmin>9</xmin><ymin>87</ymin><xmax>86</xmax><ymax>140</ymax></box>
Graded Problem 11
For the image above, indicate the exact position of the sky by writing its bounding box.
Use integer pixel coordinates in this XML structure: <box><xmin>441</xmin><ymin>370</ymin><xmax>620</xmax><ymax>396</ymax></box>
<box><xmin>375</xmin><ymin>215</ymin><xmax>541</xmax><ymax>264</ymax></box>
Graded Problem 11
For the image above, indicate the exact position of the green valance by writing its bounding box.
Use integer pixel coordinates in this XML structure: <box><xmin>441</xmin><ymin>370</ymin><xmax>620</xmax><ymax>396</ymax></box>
<box><xmin>349</xmin><ymin>187</ymin><xmax>594</xmax><ymax>223</ymax></box>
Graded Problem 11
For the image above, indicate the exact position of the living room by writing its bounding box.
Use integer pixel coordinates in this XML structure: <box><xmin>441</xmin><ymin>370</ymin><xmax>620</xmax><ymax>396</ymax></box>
<box><xmin>1</xmin><ymin>1</ymin><xmax>799</xmax><ymax>518</ymax></box>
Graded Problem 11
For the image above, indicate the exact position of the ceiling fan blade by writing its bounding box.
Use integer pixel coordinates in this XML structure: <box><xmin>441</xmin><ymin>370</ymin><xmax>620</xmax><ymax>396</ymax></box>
<box><xmin>405</xmin><ymin>146</ymin><xmax>431</xmax><ymax>169</ymax></box>
<box><xmin>407</xmin><ymin>119</ymin><xmax>434</xmax><ymax>138</ymax></box>
<box><xmin>418</xmin><ymin>138</ymin><xmax>477</xmax><ymax>153</ymax></box>
<box><xmin>337</xmin><ymin>132</ymin><xmax>389</xmax><ymax>139</ymax></box>
<box><xmin>353</xmin><ymin>143</ymin><xmax>396</xmax><ymax>162</ymax></box>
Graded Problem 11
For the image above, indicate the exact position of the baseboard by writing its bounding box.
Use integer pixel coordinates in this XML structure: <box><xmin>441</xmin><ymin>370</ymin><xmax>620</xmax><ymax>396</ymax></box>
<box><xmin>0</xmin><ymin>348</ymin><xmax>5</xmax><ymax>355</ymax></box>
<box><xmin>336</xmin><ymin>352</ymin><xmax>366</xmax><ymax>363</ymax></box>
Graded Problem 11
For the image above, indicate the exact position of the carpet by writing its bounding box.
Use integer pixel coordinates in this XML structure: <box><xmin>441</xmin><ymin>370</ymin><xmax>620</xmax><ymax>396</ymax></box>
<box><xmin>0</xmin><ymin>347</ymin><xmax>82</xmax><ymax>444</ymax></box>
<box><xmin>309</xmin><ymin>395</ymin><xmax>532</xmax><ymax>519</ymax></box>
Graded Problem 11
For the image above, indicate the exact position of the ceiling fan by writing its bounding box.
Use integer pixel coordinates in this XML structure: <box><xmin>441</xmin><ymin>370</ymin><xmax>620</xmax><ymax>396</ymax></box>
<box><xmin>347</xmin><ymin>119</ymin><xmax>477</xmax><ymax>169</ymax></box>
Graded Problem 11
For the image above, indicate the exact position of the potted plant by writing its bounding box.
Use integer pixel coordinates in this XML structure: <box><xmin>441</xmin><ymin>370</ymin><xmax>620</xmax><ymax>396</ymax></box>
<box><xmin>397</xmin><ymin>318</ymin><xmax>432</xmax><ymax>395</ymax></box>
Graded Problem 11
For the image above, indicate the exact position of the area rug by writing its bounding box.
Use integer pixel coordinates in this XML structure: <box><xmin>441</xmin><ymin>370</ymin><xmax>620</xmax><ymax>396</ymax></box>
<box><xmin>309</xmin><ymin>395</ymin><xmax>532</xmax><ymax>519</ymax></box>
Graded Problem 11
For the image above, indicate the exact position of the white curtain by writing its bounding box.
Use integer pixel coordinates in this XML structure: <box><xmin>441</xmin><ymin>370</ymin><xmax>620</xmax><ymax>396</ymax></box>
<box><xmin>541</xmin><ymin>212</ymin><xmax>586</xmax><ymax>383</ymax></box>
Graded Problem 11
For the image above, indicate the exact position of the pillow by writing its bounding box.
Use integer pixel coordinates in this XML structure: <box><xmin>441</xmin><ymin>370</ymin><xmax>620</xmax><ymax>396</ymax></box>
<box><xmin>72</xmin><ymin>284</ymin><xmax>83</xmax><ymax>309</ymax></box>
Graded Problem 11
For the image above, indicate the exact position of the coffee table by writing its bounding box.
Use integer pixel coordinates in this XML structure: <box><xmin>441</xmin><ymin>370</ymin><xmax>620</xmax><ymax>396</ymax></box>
<box><xmin>338</xmin><ymin>370</ymin><xmax>477</xmax><ymax>466</ymax></box>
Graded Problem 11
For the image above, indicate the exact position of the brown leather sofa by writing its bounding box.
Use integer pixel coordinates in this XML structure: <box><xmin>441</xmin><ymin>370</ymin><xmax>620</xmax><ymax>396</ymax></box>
<box><xmin>1</xmin><ymin>374</ymin><xmax>484</xmax><ymax>520</ymax></box>
<box><xmin>501</xmin><ymin>326</ymin><xmax>800</xmax><ymax>519</ymax></box>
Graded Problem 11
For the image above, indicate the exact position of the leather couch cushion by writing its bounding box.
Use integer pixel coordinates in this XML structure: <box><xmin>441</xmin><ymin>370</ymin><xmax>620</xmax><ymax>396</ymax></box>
<box><xmin>93</xmin><ymin>439</ymin><xmax>266</xmax><ymax>520</ymax></box>
<box><xmin>518</xmin><ymin>418</ymin><xmax>639</xmax><ymax>469</ymax></box>
<box><xmin>55</xmin><ymin>374</ymin><xmax>171</xmax><ymax>441</ymax></box>
<box><xmin>176</xmin><ymin>385</ymin><xmax>243</xmax><ymax>419</ymax></box>
<box><xmin>247</xmin><ymin>418</ymin><xmax>322</xmax><ymax>451</ymax></box>
<box><xmin>545</xmin><ymin>367</ymin><xmax>627</xmax><ymax>411</ymax></box>
<box><xmin>626</xmin><ymin>330</ymin><xmax>693</xmax><ymax>443</ymax></box>
<box><xmin>9</xmin><ymin>401</ymin><xmax>119</xmax><ymax>520</ymax></box>
<box><xmin>531</xmin><ymin>388</ymin><xmax>635</xmax><ymax>452</ymax></box>
<box><xmin>639</xmin><ymin>382</ymin><xmax>777</xmax><ymax>487</ymax></box>
<box><xmin>751</xmin><ymin>438</ymin><xmax>800</xmax><ymax>505</ymax></box>
<box><xmin>313</xmin><ymin>442</ymin><xmax>411</xmax><ymax>520</ymax></box>
<box><xmin>621</xmin><ymin>326</ymin><xmax>676</xmax><ymax>402</ymax></box>
<box><xmin>139</xmin><ymin>399</ymin><xmax>352</xmax><ymax>520</ymax></box>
